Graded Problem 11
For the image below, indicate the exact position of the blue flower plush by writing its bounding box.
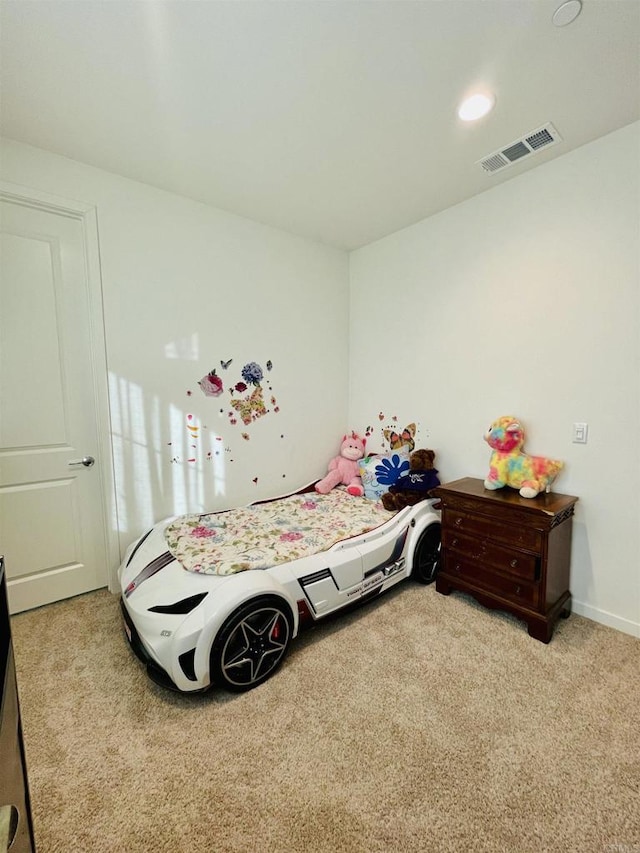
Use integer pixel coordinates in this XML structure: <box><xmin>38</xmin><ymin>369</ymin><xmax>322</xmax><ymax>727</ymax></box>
<box><xmin>375</xmin><ymin>454</ymin><xmax>410</xmax><ymax>486</ymax></box>
<box><xmin>359</xmin><ymin>449</ymin><xmax>410</xmax><ymax>501</ymax></box>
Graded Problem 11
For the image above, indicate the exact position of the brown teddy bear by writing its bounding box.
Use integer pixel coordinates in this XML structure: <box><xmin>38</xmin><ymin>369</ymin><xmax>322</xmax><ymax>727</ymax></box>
<box><xmin>381</xmin><ymin>449</ymin><xmax>441</xmax><ymax>511</ymax></box>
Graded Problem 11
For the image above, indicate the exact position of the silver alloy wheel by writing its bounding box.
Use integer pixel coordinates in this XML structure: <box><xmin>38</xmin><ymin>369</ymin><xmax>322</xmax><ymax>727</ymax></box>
<box><xmin>212</xmin><ymin>598</ymin><xmax>292</xmax><ymax>691</ymax></box>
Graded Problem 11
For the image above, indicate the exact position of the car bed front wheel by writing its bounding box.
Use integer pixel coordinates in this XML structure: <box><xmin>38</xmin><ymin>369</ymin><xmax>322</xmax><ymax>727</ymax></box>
<box><xmin>210</xmin><ymin>596</ymin><xmax>293</xmax><ymax>692</ymax></box>
<box><xmin>412</xmin><ymin>522</ymin><xmax>442</xmax><ymax>585</ymax></box>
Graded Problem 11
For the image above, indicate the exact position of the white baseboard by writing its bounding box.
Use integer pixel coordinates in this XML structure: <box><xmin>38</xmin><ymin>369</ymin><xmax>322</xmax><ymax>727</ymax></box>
<box><xmin>572</xmin><ymin>599</ymin><xmax>640</xmax><ymax>639</ymax></box>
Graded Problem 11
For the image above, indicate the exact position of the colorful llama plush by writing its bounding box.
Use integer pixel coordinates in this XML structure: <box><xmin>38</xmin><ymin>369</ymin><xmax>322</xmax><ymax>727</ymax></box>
<box><xmin>315</xmin><ymin>432</ymin><xmax>366</xmax><ymax>496</ymax></box>
<box><xmin>483</xmin><ymin>416</ymin><xmax>563</xmax><ymax>499</ymax></box>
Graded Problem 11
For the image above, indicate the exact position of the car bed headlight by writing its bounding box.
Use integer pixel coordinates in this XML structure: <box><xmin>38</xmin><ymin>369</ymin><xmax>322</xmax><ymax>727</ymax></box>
<box><xmin>148</xmin><ymin>592</ymin><xmax>208</xmax><ymax>615</ymax></box>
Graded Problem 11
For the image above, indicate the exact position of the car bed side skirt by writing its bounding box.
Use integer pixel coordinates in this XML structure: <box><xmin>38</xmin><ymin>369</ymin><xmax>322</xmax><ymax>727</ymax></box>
<box><xmin>363</xmin><ymin>528</ymin><xmax>408</xmax><ymax>578</ymax></box>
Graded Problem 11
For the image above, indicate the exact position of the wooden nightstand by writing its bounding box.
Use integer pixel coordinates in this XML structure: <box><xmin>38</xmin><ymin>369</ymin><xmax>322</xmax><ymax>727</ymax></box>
<box><xmin>433</xmin><ymin>478</ymin><xmax>578</xmax><ymax>643</ymax></box>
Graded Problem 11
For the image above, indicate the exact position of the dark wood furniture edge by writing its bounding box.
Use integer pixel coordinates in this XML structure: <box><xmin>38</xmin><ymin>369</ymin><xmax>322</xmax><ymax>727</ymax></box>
<box><xmin>435</xmin><ymin>573</ymin><xmax>571</xmax><ymax>643</ymax></box>
<box><xmin>433</xmin><ymin>477</ymin><xmax>577</xmax><ymax>644</ymax></box>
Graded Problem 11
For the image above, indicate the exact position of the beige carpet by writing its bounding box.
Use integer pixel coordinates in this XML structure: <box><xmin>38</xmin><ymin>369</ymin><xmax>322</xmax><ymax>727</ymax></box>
<box><xmin>10</xmin><ymin>583</ymin><xmax>640</xmax><ymax>853</ymax></box>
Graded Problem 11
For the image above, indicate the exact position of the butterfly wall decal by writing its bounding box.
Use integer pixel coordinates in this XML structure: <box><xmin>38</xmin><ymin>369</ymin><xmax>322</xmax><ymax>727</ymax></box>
<box><xmin>384</xmin><ymin>423</ymin><xmax>416</xmax><ymax>451</ymax></box>
<box><xmin>230</xmin><ymin>386</ymin><xmax>267</xmax><ymax>425</ymax></box>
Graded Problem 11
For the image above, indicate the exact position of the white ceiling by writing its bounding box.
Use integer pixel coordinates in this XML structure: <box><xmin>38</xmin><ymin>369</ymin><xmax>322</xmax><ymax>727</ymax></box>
<box><xmin>1</xmin><ymin>0</ymin><xmax>639</xmax><ymax>250</ymax></box>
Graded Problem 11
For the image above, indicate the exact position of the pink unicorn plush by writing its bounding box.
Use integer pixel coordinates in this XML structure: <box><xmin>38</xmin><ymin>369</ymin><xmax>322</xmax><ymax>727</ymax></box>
<box><xmin>315</xmin><ymin>432</ymin><xmax>366</xmax><ymax>496</ymax></box>
<box><xmin>484</xmin><ymin>416</ymin><xmax>563</xmax><ymax>499</ymax></box>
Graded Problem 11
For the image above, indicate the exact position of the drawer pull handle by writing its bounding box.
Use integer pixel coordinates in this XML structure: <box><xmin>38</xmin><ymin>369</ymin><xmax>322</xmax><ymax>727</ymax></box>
<box><xmin>455</xmin><ymin>518</ymin><xmax>462</xmax><ymax>527</ymax></box>
<box><xmin>515</xmin><ymin>585</ymin><xmax>522</xmax><ymax>595</ymax></box>
<box><xmin>510</xmin><ymin>559</ymin><xmax>518</xmax><ymax>568</ymax></box>
<box><xmin>452</xmin><ymin>538</ymin><xmax>459</xmax><ymax>547</ymax></box>
<box><xmin>455</xmin><ymin>564</ymin><xmax>461</xmax><ymax>573</ymax></box>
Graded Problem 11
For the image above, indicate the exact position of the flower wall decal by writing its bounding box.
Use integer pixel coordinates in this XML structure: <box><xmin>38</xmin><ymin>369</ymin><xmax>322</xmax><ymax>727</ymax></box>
<box><xmin>181</xmin><ymin>357</ymin><xmax>281</xmax><ymax>481</ymax></box>
<box><xmin>241</xmin><ymin>362</ymin><xmax>263</xmax><ymax>386</ymax></box>
<box><xmin>198</xmin><ymin>369</ymin><xmax>224</xmax><ymax>397</ymax></box>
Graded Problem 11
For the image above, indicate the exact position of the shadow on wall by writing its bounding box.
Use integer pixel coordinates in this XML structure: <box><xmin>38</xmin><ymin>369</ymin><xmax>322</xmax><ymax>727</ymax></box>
<box><xmin>108</xmin><ymin>371</ymin><xmax>228</xmax><ymax>548</ymax></box>
<box><xmin>568</xmin><ymin>517</ymin><xmax>594</xmax><ymax>619</ymax></box>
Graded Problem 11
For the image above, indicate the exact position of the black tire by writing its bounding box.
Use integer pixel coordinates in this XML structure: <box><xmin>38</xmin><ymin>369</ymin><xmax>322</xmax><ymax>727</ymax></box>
<box><xmin>210</xmin><ymin>596</ymin><xmax>293</xmax><ymax>692</ymax></box>
<box><xmin>412</xmin><ymin>523</ymin><xmax>442</xmax><ymax>585</ymax></box>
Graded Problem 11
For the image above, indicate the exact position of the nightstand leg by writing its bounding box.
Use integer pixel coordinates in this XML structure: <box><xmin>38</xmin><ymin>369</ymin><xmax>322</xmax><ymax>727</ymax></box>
<box><xmin>435</xmin><ymin>576</ymin><xmax>452</xmax><ymax>595</ymax></box>
<box><xmin>527</xmin><ymin>619</ymin><xmax>553</xmax><ymax>644</ymax></box>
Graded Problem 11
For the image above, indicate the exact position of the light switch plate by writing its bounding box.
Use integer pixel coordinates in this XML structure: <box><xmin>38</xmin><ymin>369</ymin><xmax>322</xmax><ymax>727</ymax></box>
<box><xmin>573</xmin><ymin>422</ymin><xmax>588</xmax><ymax>444</ymax></box>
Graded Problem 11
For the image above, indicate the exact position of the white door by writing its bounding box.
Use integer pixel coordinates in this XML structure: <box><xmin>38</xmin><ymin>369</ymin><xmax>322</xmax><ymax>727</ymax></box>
<box><xmin>0</xmin><ymin>188</ymin><xmax>117</xmax><ymax>613</ymax></box>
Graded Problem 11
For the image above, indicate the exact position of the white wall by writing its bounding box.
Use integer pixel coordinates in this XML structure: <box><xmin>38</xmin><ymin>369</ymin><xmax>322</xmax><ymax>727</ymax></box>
<box><xmin>1</xmin><ymin>139</ymin><xmax>351</xmax><ymax>557</ymax></box>
<box><xmin>349</xmin><ymin>122</ymin><xmax>640</xmax><ymax>637</ymax></box>
<box><xmin>3</xmin><ymin>125</ymin><xmax>638</xmax><ymax>637</ymax></box>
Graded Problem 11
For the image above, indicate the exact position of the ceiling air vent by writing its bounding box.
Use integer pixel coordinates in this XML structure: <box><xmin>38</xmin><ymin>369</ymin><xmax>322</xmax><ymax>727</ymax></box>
<box><xmin>477</xmin><ymin>123</ymin><xmax>562</xmax><ymax>174</ymax></box>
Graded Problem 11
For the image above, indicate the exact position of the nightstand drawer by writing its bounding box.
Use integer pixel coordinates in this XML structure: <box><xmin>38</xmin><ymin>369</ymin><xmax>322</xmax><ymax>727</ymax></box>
<box><xmin>442</xmin><ymin>529</ymin><xmax>538</xmax><ymax>581</ymax></box>
<box><xmin>442</xmin><ymin>509</ymin><xmax>542</xmax><ymax>552</ymax></box>
<box><xmin>444</xmin><ymin>556</ymin><xmax>539</xmax><ymax>608</ymax></box>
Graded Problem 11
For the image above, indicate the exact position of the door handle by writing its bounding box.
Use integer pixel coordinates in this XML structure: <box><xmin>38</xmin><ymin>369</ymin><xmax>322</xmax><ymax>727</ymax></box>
<box><xmin>68</xmin><ymin>456</ymin><xmax>95</xmax><ymax>468</ymax></box>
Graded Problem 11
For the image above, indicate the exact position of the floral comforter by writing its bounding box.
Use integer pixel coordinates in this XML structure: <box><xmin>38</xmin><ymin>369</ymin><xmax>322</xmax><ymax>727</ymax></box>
<box><xmin>164</xmin><ymin>488</ymin><xmax>392</xmax><ymax>575</ymax></box>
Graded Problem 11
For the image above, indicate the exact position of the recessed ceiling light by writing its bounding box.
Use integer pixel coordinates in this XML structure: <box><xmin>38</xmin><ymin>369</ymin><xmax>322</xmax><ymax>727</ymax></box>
<box><xmin>553</xmin><ymin>0</ymin><xmax>582</xmax><ymax>27</ymax></box>
<box><xmin>457</xmin><ymin>93</ymin><xmax>496</xmax><ymax>122</ymax></box>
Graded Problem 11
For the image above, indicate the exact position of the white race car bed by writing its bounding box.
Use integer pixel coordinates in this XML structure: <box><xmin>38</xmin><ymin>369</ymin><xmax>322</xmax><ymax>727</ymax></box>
<box><xmin>119</xmin><ymin>486</ymin><xmax>441</xmax><ymax>693</ymax></box>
